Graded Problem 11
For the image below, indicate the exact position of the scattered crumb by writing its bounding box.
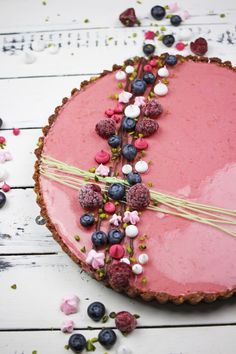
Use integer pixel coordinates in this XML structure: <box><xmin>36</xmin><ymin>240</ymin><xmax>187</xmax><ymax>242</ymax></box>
<box><xmin>84</xmin><ymin>18</ymin><xmax>90</xmax><ymax>23</ymax></box>
<box><xmin>11</xmin><ymin>284</ymin><xmax>17</xmax><ymax>290</ymax></box>
<box><xmin>32</xmin><ymin>351</ymin><xmax>37</xmax><ymax>354</ymax></box>
<box><xmin>220</xmin><ymin>13</ymin><xmax>226</xmax><ymax>18</ymax></box>
<box><xmin>42</xmin><ymin>0</ymin><xmax>47</xmax><ymax>5</ymax></box>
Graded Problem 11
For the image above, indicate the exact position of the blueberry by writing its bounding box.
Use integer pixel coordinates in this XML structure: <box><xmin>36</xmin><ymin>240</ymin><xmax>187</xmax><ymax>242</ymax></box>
<box><xmin>165</xmin><ymin>55</ymin><xmax>178</xmax><ymax>66</ymax></box>
<box><xmin>68</xmin><ymin>334</ymin><xmax>86</xmax><ymax>353</ymax></box>
<box><xmin>122</xmin><ymin>144</ymin><xmax>137</xmax><ymax>161</ymax></box>
<box><xmin>143</xmin><ymin>72</ymin><xmax>156</xmax><ymax>85</ymax></box>
<box><xmin>80</xmin><ymin>213</ymin><xmax>95</xmax><ymax>227</ymax></box>
<box><xmin>131</xmin><ymin>79</ymin><xmax>147</xmax><ymax>95</ymax></box>
<box><xmin>108</xmin><ymin>229</ymin><xmax>124</xmax><ymax>244</ymax></box>
<box><xmin>0</xmin><ymin>118</ymin><xmax>3</xmax><ymax>129</ymax></box>
<box><xmin>108</xmin><ymin>183</ymin><xmax>126</xmax><ymax>200</ymax></box>
<box><xmin>151</xmin><ymin>5</ymin><xmax>166</xmax><ymax>20</ymax></box>
<box><xmin>143</xmin><ymin>44</ymin><xmax>155</xmax><ymax>56</ymax></box>
<box><xmin>122</xmin><ymin>117</ymin><xmax>136</xmax><ymax>132</ymax></box>
<box><xmin>91</xmin><ymin>230</ymin><xmax>107</xmax><ymax>247</ymax></box>
<box><xmin>0</xmin><ymin>192</ymin><xmax>6</xmax><ymax>209</ymax></box>
<box><xmin>162</xmin><ymin>34</ymin><xmax>175</xmax><ymax>47</ymax></box>
<box><xmin>127</xmin><ymin>172</ymin><xmax>142</xmax><ymax>185</ymax></box>
<box><xmin>98</xmin><ymin>328</ymin><xmax>117</xmax><ymax>349</ymax></box>
<box><xmin>87</xmin><ymin>301</ymin><xmax>106</xmax><ymax>322</ymax></box>
<box><xmin>170</xmin><ymin>15</ymin><xmax>182</xmax><ymax>26</ymax></box>
<box><xmin>108</xmin><ymin>135</ymin><xmax>121</xmax><ymax>148</ymax></box>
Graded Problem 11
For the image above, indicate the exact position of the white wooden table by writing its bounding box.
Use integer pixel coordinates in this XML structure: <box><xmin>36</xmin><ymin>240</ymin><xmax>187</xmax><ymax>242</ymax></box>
<box><xmin>0</xmin><ymin>1</ymin><xmax>236</xmax><ymax>353</ymax></box>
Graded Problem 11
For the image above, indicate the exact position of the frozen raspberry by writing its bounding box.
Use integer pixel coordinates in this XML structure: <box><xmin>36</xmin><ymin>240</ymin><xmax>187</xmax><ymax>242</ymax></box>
<box><xmin>119</xmin><ymin>8</ymin><xmax>138</xmax><ymax>27</ymax></box>
<box><xmin>115</xmin><ymin>311</ymin><xmax>137</xmax><ymax>333</ymax></box>
<box><xmin>126</xmin><ymin>183</ymin><xmax>150</xmax><ymax>210</ymax></box>
<box><xmin>95</xmin><ymin>119</ymin><xmax>116</xmax><ymax>139</ymax></box>
<box><xmin>135</xmin><ymin>118</ymin><xmax>159</xmax><ymax>137</ymax></box>
<box><xmin>190</xmin><ymin>37</ymin><xmax>208</xmax><ymax>56</ymax></box>
<box><xmin>107</xmin><ymin>262</ymin><xmax>132</xmax><ymax>291</ymax></box>
<box><xmin>143</xmin><ymin>99</ymin><xmax>163</xmax><ymax>119</ymax></box>
<box><xmin>78</xmin><ymin>184</ymin><xmax>103</xmax><ymax>210</ymax></box>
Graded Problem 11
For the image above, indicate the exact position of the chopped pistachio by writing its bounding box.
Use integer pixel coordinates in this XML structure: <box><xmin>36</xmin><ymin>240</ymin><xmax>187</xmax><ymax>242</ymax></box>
<box><xmin>158</xmin><ymin>35</ymin><xmax>164</xmax><ymax>41</ymax></box>
<box><xmin>91</xmin><ymin>337</ymin><xmax>98</xmax><ymax>343</ymax></box>
<box><xmin>141</xmin><ymin>150</ymin><xmax>146</xmax><ymax>157</ymax></box>
<box><xmin>89</xmin><ymin>167</ymin><xmax>96</xmax><ymax>173</ymax></box>
<box><xmin>129</xmin><ymin>257</ymin><xmax>137</xmax><ymax>263</ymax></box>
<box><xmin>134</xmin><ymin>314</ymin><xmax>140</xmax><ymax>318</ymax></box>
<box><xmin>126</xmin><ymin>245</ymin><xmax>133</xmax><ymax>254</ymax></box>
<box><xmin>139</xmin><ymin>244</ymin><xmax>147</xmax><ymax>250</ymax></box>
<box><xmin>165</xmin><ymin>14</ymin><xmax>173</xmax><ymax>19</ymax></box>
<box><xmin>148</xmin><ymin>160</ymin><xmax>153</xmax><ymax>165</ymax></box>
<box><xmin>86</xmin><ymin>340</ymin><xmax>96</xmax><ymax>351</ymax></box>
<box><xmin>64</xmin><ymin>345</ymin><xmax>69</xmax><ymax>350</ymax></box>
<box><xmin>139</xmin><ymin>235</ymin><xmax>146</xmax><ymax>241</ymax></box>
<box><xmin>109</xmin><ymin>312</ymin><xmax>117</xmax><ymax>318</ymax></box>
<box><xmin>42</xmin><ymin>0</ymin><xmax>47</xmax><ymax>4</ymax></box>
<box><xmin>94</xmin><ymin>175</ymin><xmax>99</xmax><ymax>182</ymax></box>
<box><xmin>162</xmin><ymin>78</ymin><xmax>169</xmax><ymax>85</ymax></box>
<box><xmin>11</xmin><ymin>284</ymin><xmax>17</xmax><ymax>289</ymax></box>
<box><xmin>32</xmin><ymin>351</ymin><xmax>37</xmax><ymax>354</ymax></box>
<box><xmin>115</xmin><ymin>201</ymin><xmax>120</xmax><ymax>206</ymax></box>
<box><xmin>147</xmin><ymin>181</ymin><xmax>153</xmax><ymax>187</ymax></box>
<box><xmin>108</xmin><ymin>37</ymin><xmax>113</xmax><ymax>40</ymax></box>
<box><xmin>164</xmin><ymin>5</ymin><xmax>169</xmax><ymax>9</ymax></box>
<box><xmin>138</xmin><ymin>133</ymin><xmax>144</xmax><ymax>138</ymax></box>
<box><xmin>102</xmin><ymin>315</ymin><xmax>109</xmax><ymax>323</ymax></box>
<box><xmin>149</xmin><ymin>91</ymin><xmax>155</xmax><ymax>98</ymax></box>
<box><xmin>80</xmin><ymin>246</ymin><xmax>86</xmax><ymax>253</ymax></box>
<box><xmin>141</xmin><ymin>276</ymin><xmax>148</xmax><ymax>285</ymax></box>
<box><xmin>160</xmin><ymin>26</ymin><xmax>166</xmax><ymax>32</ymax></box>
<box><xmin>117</xmin><ymin>82</ymin><xmax>123</xmax><ymax>89</ymax></box>
<box><xmin>123</xmin><ymin>223</ymin><xmax>128</xmax><ymax>229</ymax></box>
<box><xmin>74</xmin><ymin>235</ymin><xmax>81</xmax><ymax>241</ymax></box>
<box><xmin>84</xmin><ymin>18</ymin><xmax>90</xmax><ymax>23</ymax></box>
<box><xmin>220</xmin><ymin>13</ymin><xmax>226</xmax><ymax>18</ymax></box>
<box><xmin>84</xmin><ymin>176</ymin><xmax>90</xmax><ymax>181</ymax></box>
<box><xmin>99</xmin><ymin>213</ymin><xmax>107</xmax><ymax>219</ymax></box>
<box><xmin>136</xmin><ymin>0</ymin><xmax>142</xmax><ymax>3</ymax></box>
<box><xmin>132</xmin><ymin>33</ymin><xmax>137</xmax><ymax>38</ymax></box>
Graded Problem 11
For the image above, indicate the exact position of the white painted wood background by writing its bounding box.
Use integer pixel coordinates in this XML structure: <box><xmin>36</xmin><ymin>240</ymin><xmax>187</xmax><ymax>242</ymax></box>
<box><xmin>0</xmin><ymin>0</ymin><xmax>236</xmax><ymax>353</ymax></box>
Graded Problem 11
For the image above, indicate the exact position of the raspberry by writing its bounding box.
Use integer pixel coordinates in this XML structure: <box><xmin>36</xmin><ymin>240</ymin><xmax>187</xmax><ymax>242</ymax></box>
<box><xmin>107</xmin><ymin>262</ymin><xmax>132</xmax><ymax>291</ymax></box>
<box><xmin>78</xmin><ymin>184</ymin><xmax>103</xmax><ymax>210</ymax></box>
<box><xmin>143</xmin><ymin>99</ymin><xmax>163</xmax><ymax>119</ymax></box>
<box><xmin>126</xmin><ymin>183</ymin><xmax>150</xmax><ymax>210</ymax></box>
<box><xmin>95</xmin><ymin>119</ymin><xmax>116</xmax><ymax>139</ymax></box>
<box><xmin>135</xmin><ymin>118</ymin><xmax>159</xmax><ymax>137</ymax></box>
<box><xmin>190</xmin><ymin>37</ymin><xmax>208</xmax><ymax>56</ymax></box>
<box><xmin>115</xmin><ymin>311</ymin><xmax>137</xmax><ymax>333</ymax></box>
<box><xmin>119</xmin><ymin>8</ymin><xmax>138</xmax><ymax>27</ymax></box>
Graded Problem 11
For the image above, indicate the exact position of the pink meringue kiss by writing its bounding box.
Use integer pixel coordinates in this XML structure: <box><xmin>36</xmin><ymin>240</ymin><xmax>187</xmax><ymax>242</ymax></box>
<box><xmin>105</xmin><ymin>108</ymin><xmax>114</xmax><ymax>117</ymax></box>
<box><xmin>109</xmin><ymin>244</ymin><xmax>125</xmax><ymax>259</ymax></box>
<box><xmin>86</xmin><ymin>249</ymin><xmax>105</xmax><ymax>269</ymax></box>
<box><xmin>60</xmin><ymin>295</ymin><xmax>79</xmax><ymax>315</ymax></box>
<box><xmin>104</xmin><ymin>201</ymin><xmax>116</xmax><ymax>214</ymax></box>
<box><xmin>95</xmin><ymin>150</ymin><xmax>110</xmax><ymax>164</ymax></box>
<box><xmin>134</xmin><ymin>138</ymin><xmax>149</xmax><ymax>150</ymax></box>
<box><xmin>2</xmin><ymin>182</ymin><xmax>11</xmax><ymax>192</ymax></box>
<box><xmin>61</xmin><ymin>319</ymin><xmax>75</xmax><ymax>333</ymax></box>
<box><xmin>144</xmin><ymin>64</ymin><xmax>153</xmax><ymax>72</ymax></box>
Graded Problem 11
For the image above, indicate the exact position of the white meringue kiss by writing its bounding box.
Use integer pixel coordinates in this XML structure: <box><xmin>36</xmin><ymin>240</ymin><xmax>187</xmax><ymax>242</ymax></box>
<box><xmin>135</xmin><ymin>160</ymin><xmax>148</xmax><ymax>174</ymax></box>
<box><xmin>122</xmin><ymin>164</ymin><xmax>133</xmax><ymax>175</ymax></box>
<box><xmin>124</xmin><ymin>104</ymin><xmax>140</xmax><ymax>118</ymax></box>
<box><xmin>154</xmin><ymin>81</ymin><xmax>168</xmax><ymax>96</ymax></box>
<box><xmin>138</xmin><ymin>253</ymin><xmax>149</xmax><ymax>265</ymax></box>
<box><xmin>115</xmin><ymin>70</ymin><xmax>127</xmax><ymax>81</ymax></box>
<box><xmin>132</xmin><ymin>264</ymin><xmax>143</xmax><ymax>275</ymax></box>
<box><xmin>125</xmin><ymin>225</ymin><xmax>138</xmax><ymax>238</ymax></box>
<box><xmin>158</xmin><ymin>66</ymin><xmax>169</xmax><ymax>78</ymax></box>
<box><xmin>125</xmin><ymin>65</ymin><xmax>134</xmax><ymax>74</ymax></box>
<box><xmin>120</xmin><ymin>257</ymin><xmax>131</xmax><ymax>265</ymax></box>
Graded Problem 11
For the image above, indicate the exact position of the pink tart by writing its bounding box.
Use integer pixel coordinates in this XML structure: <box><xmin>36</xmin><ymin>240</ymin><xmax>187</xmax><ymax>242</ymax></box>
<box><xmin>34</xmin><ymin>55</ymin><xmax>236</xmax><ymax>304</ymax></box>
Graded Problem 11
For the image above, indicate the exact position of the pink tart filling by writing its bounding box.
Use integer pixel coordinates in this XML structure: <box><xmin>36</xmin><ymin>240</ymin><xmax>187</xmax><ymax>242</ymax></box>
<box><xmin>40</xmin><ymin>60</ymin><xmax>236</xmax><ymax>297</ymax></box>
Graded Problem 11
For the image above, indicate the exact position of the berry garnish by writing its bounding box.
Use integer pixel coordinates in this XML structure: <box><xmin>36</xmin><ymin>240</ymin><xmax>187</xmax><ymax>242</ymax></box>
<box><xmin>127</xmin><ymin>172</ymin><xmax>142</xmax><ymax>185</ymax></box>
<box><xmin>144</xmin><ymin>31</ymin><xmax>156</xmax><ymax>40</ymax></box>
<box><xmin>107</xmin><ymin>262</ymin><xmax>132</xmax><ymax>291</ymax></box>
<box><xmin>143</xmin><ymin>99</ymin><xmax>163</xmax><ymax>118</ymax></box>
<box><xmin>175</xmin><ymin>42</ymin><xmax>185</xmax><ymax>51</ymax></box>
<box><xmin>131</xmin><ymin>79</ymin><xmax>147</xmax><ymax>95</ymax></box>
<box><xmin>108</xmin><ymin>229</ymin><xmax>124</xmax><ymax>244</ymax></box>
<box><xmin>122</xmin><ymin>117</ymin><xmax>136</xmax><ymax>132</ymax></box>
<box><xmin>135</xmin><ymin>118</ymin><xmax>159</xmax><ymax>137</ymax></box>
<box><xmin>190</xmin><ymin>37</ymin><xmax>208</xmax><ymax>56</ymax></box>
<box><xmin>151</xmin><ymin>5</ymin><xmax>166</xmax><ymax>20</ymax></box>
<box><xmin>68</xmin><ymin>333</ymin><xmax>86</xmax><ymax>353</ymax></box>
<box><xmin>143</xmin><ymin>72</ymin><xmax>156</xmax><ymax>85</ymax></box>
<box><xmin>91</xmin><ymin>230</ymin><xmax>108</xmax><ymax>248</ymax></box>
<box><xmin>108</xmin><ymin>183</ymin><xmax>126</xmax><ymax>200</ymax></box>
<box><xmin>13</xmin><ymin>128</ymin><xmax>20</xmax><ymax>136</ymax></box>
<box><xmin>108</xmin><ymin>135</ymin><xmax>121</xmax><ymax>148</ymax></box>
<box><xmin>80</xmin><ymin>213</ymin><xmax>95</xmax><ymax>228</ymax></box>
<box><xmin>87</xmin><ymin>301</ymin><xmax>106</xmax><ymax>322</ymax></box>
<box><xmin>162</xmin><ymin>34</ymin><xmax>175</xmax><ymax>47</ymax></box>
<box><xmin>126</xmin><ymin>183</ymin><xmax>150</xmax><ymax>210</ymax></box>
<box><xmin>95</xmin><ymin>119</ymin><xmax>116</xmax><ymax>139</ymax></box>
<box><xmin>98</xmin><ymin>328</ymin><xmax>117</xmax><ymax>348</ymax></box>
<box><xmin>0</xmin><ymin>191</ymin><xmax>6</xmax><ymax>208</ymax></box>
<box><xmin>104</xmin><ymin>201</ymin><xmax>116</xmax><ymax>214</ymax></box>
<box><xmin>170</xmin><ymin>14</ymin><xmax>182</xmax><ymax>26</ymax></box>
<box><xmin>122</xmin><ymin>144</ymin><xmax>137</xmax><ymax>161</ymax></box>
<box><xmin>115</xmin><ymin>311</ymin><xmax>137</xmax><ymax>333</ymax></box>
<box><xmin>95</xmin><ymin>150</ymin><xmax>110</xmax><ymax>164</ymax></box>
<box><xmin>143</xmin><ymin>43</ymin><xmax>155</xmax><ymax>56</ymax></box>
<box><xmin>119</xmin><ymin>8</ymin><xmax>138</xmax><ymax>27</ymax></box>
<box><xmin>109</xmin><ymin>244</ymin><xmax>125</xmax><ymax>259</ymax></box>
<box><xmin>78</xmin><ymin>184</ymin><xmax>103</xmax><ymax>210</ymax></box>
<box><xmin>165</xmin><ymin>54</ymin><xmax>178</xmax><ymax>66</ymax></box>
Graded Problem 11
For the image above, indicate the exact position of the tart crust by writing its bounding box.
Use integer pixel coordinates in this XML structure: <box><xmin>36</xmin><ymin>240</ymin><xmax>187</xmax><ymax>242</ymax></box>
<box><xmin>33</xmin><ymin>54</ymin><xmax>236</xmax><ymax>304</ymax></box>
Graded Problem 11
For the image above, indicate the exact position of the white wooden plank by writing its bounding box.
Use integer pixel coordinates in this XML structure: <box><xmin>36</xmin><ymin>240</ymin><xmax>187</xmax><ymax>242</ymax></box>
<box><xmin>0</xmin><ymin>189</ymin><xmax>60</xmax><ymax>254</ymax></box>
<box><xmin>0</xmin><ymin>326</ymin><xmax>236</xmax><ymax>354</ymax></box>
<box><xmin>1</xmin><ymin>254</ymin><xmax>236</xmax><ymax>329</ymax></box>
<box><xmin>0</xmin><ymin>76</ymin><xmax>91</xmax><ymax>129</ymax></box>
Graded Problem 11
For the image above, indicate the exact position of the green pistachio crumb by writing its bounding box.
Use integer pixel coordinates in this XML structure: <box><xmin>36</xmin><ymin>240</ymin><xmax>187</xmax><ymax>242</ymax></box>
<box><xmin>132</xmin><ymin>33</ymin><xmax>137</xmax><ymax>38</ymax></box>
<box><xmin>32</xmin><ymin>351</ymin><xmax>37</xmax><ymax>354</ymax></box>
<box><xmin>126</xmin><ymin>245</ymin><xmax>133</xmax><ymax>254</ymax></box>
<box><xmin>149</xmin><ymin>91</ymin><xmax>155</xmax><ymax>98</ymax></box>
<box><xmin>129</xmin><ymin>257</ymin><xmax>137</xmax><ymax>263</ymax></box>
<box><xmin>80</xmin><ymin>246</ymin><xmax>86</xmax><ymax>253</ymax></box>
<box><xmin>138</xmin><ymin>133</ymin><xmax>144</xmax><ymax>138</ymax></box>
<box><xmin>115</xmin><ymin>201</ymin><xmax>120</xmax><ymax>206</ymax></box>
<box><xmin>162</xmin><ymin>78</ymin><xmax>169</xmax><ymax>85</ymax></box>
<box><xmin>109</xmin><ymin>311</ymin><xmax>117</xmax><ymax>318</ymax></box>
<box><xmin>139</xmin><ymin>244</ymin><xmax>147</xmax><ymax>250</ymax></box>
<box><xmin>94</xmin><ymin>175</ymin><xmax>99</xmax><ymax>182</ymax></box>
<box><xmin>89</xmin><ymin>167</ymin><xmax>96</xmax><ymax>173</ymax></box>
<box><xmin>86</xmin><ymin>340</ymin><xmax>96</xmax><ymax>351</ymax></box>
<box><xmin>42</xmin><ymin>0</ymin><xmax>47</xmax><ymax>5</ymax></box>
<box><xmin>141</xmin><ymin>150</ymin><xmax>146</xmax><ymax>157</ymax></box>
<box><xmin>108</xmin><ymin>37</ymin><xmax>113</xmax><ymax>40</ymax></box>
<box><xmin>141</xmin><ymin>276</ymin><xmax>148</xmax><ymax>285</ymax></box>
<box><xmin>45</xmin><ymin>16</ymin><xmax>49</xmax><ymax>22</ymax></box>
<box><xmin>147</xmin><ymin>181</ymin><xmax>153</xmax><ymax>187</ymax></box>
<box><xmin>91</xmin><ymin>337</ymin><xmax>98</xmax><ymax>343</ymax></box>
<box><xmin>220</xmin><ymin>13</ymin><xmax>226</xmax><ymax>18</ymax></box>
<box><xmin>139</xmin><ymin>235</ymin><xmax>146</xmax><ymax>241</ymax></box>
<box><xmin>148</xmin><ymin>160</ymin><xmax>153</xmax><ymax>165</ymax></box>
<box><xmin>87</xmin><ymin>326</ymin><xmax>93</xmax><ymax>330</ymax></box>
<box><xmin>64</xmin><ymin>345</ymin><xmax>69</xmax><ymax>350</ymax></box>
<box><xmin>99</xmin><ymin>213</ymin><xmax>107</xmax><ymax>219</ymax></box>
<box><xmin>102</xmin><ymin>315</ymin><xmax>109</xmax><ymax>323</ymax></box>
<box><xmin>137</xmin><ymin>0</ymin><xmax>142</xmax><ymax>3</ymax></box>
<box><xmin>123</xmin><ymin>223</ymin><xmax>128</xmax><ymax>229</ymax></box>
<box><xmin>11</xmin><ymin>284</ymin><xmax>17</xmax><ymax>290</ymax></box>
<box><xmin>74</xmin><ymin>235</ymin><xmax>81</xmax><ymax>241</ymax></box>
<box><xmin>155</xmin><ymin>30</ymin><xmax>160</xmax><ymax>36</ymax></box>
<box><xmin>134</xmin><ymin>314</ymin><xmax>140</xmax><ymax>318</ymax></box>
<box><xmin>84</xmin><ymin>176</ymin><xmax>90</xmax><ymax>181</ymax></box>
<box><xmin>84</xmin><ymin>18</ymin><xmax>90</xmax><ymax>23</ymax></box>
<box><xmin>160</xmin><ymin>26</ymin><xmax>166</xmax><ymax>31</ymax></box>
<box><xmin>165</xmin><ymin>14</ymin><xmax>173</xmax><ymax>19</ymax></box>
<box><xmin>117</xmin><ymin>82</ymin><xmax>123</xmax><ymax>89</ymax></box>
<box><xmin>164</xmin><ymin>5</ymin><xmax>169</xmax><ymax>9</ymax></box>
<box><xmin>158</xmin><ymin>35</ymin><xmax>164</xmax><ymax>41</ymax></box>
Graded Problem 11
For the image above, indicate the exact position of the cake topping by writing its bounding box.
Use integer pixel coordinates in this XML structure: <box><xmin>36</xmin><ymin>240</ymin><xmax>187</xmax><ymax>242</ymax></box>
<box><xmin>123</xmin><ymin>210</ymin><xmax>140</xmax><ymax>225</ymax></box>
<box><xmin>124</xmin><ymin>104</ymin><xmax>140</xmax><ymax>118</ymax></box>
<box><xmin>80</xmin><ymin>213</ymin><xmax>95</xmax><ymax>228</ymax></box>
<box><xmin>87</xmin><ymin>301</ymin><xmax>106</xmax><ymax>322</ymax></box>
<box><xmin>175</xmin><ymin>42</ymin><xmax>185</xmax><ymax>51</ymax></box>
<box><xmin>95</xmin><ymin>163</ymin><xmax>110</xmax><ymax>176</ymax></box>
<box><xmin>132</xmin><ymin>264</ymin><xmax>143</xmax><ymax>275</ymax></box>
<box><xmin>134</xmin><ymin>138</ymin><xmax>148</xmax><ymax>150</ymax></box>
<box><xmin>95</xmin><ymin>150</ymin><xmax>110</xmax><ymax>164</ymax></box>
<box><xmin>122</xmin><ymin>117</ymin><xmax>137</xmax><ymax>132</ymax></box>
<box><xmin>107</xmin><ymin>262</ymin><xmax>132</xmax><ymax>291</ymax></box>
<box><xmin>122</xmin><ymin>144</ymin><xmax>137</xmax><ymax>161</ymax></box>
<box><xmin>115</xmin><ymin>70</ymin><xmax>127</xmax><ymax>81</ymax></box>
<box><xmin>108</xmin><ymin>183</ymin><xmax>126</xmax><ymax>200</ymax></box>
<box><xmin>68</xmin><ymin>334</ymin><xmax>86</xmax><ymax>353</ymax></box>
<box><xmin>135</xmin><ymin>118</ymin><xmax>159</xmax><ymax>137</ymax></box>
<box><xmin>143</xmin><ymin>43</ymin><xmax>156</xmax><ymax>56</ymax></box>
<box><xmin>108</xmin><ymin>135</ymin><xmax>121</xmax><ymax>148</ymax></box>
<box><xmin>96</xmin><ymin>119</ymin><xmax>116</xmax><ymax>139</ymax></box>
<box><xmin>120</xmin><ymin>257</ymin><xmax>131</xmax><ymax>265</ymax></box>
<box><xmin>108</xmin><ymin>229</ymin><xmax>124</xmax><ymax>244</ymax></box>
<box><xmin>149</xmin><ymin>59</ymin><xmax>157</xmax><ymax>67</ymax></box>
<box><xmin>119</xmin><ymin>8</ymin><xmax>138</xmax><ymax>27</ymax></box>
<box><xmin>109</xmin><ymin>244</ymin><xmax>125</xmax><ymax>259</ymax></box>
<box><xmin>162</xmin><ymin>34</ymin><xmax>175</xmax><ymax>47</ymax></box>
<box><xmin>13</xmin><ymin>127</ymin><xmax>20</xmax><ymax>136</ymax></box>
<box><xmin>61</xmin><ymin>320</ymin><xmax>75</xmax><ymax>333</ymax></box>
<box><xmin>127</xmin><ymin>172</ymin><xmax>142</xmax><ymax>185</ymax></box>
<box><xmin>144</xmin><ymin>31</ymin><xmax>156</xmax><ymax>40</ymax></box>
<box><xmin>190</xmin><ymin>37</ymin><xmax>208</xmax><ymax>56</ymax></box>
<box><xmin>143</xmin><ymin>99</ymin><xmax>163</xmax><ymax>118</ymax></box>
<box><xmin>138</xmin><ymin>253</ymin><xmax>149</xmax><ymax>264</ymax></box>
<box><xmin>134</xmin><ymin>96</ymin><xmax>146</xmax><ymax>107</ymax></box>
<box><xmin>143</xmin><ymin>64</ymin><xmax>153</xmax><ymax>72</ymax></box>
<box><xmin>91</xmin><ymin>230</ymin><xmax>108</xmax><ymax>248</ymax></box>
<box><xmin>131</xmin><ymin>79</ymin><xmax>147</xmax><ymax>95</ymax></box>
<box><xmin>125</xmin><ymin>225</ymin><xmax>139</xmax><ymax>238</ymax></box>
<box><xmin>60</xmin><ymin>295</ymin><xmax>79</xmax><ymax>315</ymax></box>
<box><xmin>105</xmin><ymin>108</ymin><xmax>115</xmax><ymax>117</ymax></box>
<box><xmin>135</xmin><ymin>160</ymin><xmax>149</xmax><ymax>174</ymax></box>
<box><xmin>115</xmin><ymin>311</ymin><xmax>137</xmax><ymax>333</ymax></box>
<box><xmin>165</xmin><ymin>54</ymin><xmax>178</xmax><ymax>66</ymax></box>
<box><xmin>109</xmin><ymin>213</ymin><xmax>122</xmax><ymax>226</ymax></box>
<box><xmin>154</xmin><ymin>81</ymin><xmax>168</xmax><ymax>96</ymax></box>
<box><xmin>1</xmin><ymin>182</ymin><xmax>11</xmax><ymax>193</ymax></box>
<box><xmin>143</xmin><ymin>72</ymin><xmax>156</xmax><ymax>85</ymax></box>
<box><xmin>114</xmin><ymin>103</ymin><xmax>124</xmax><ymax>114</ymax></box>
<box><xmin>158</xmin><ymin>66</ymin><xmax>169</xmax><ymax>77</ymax></box>
<box><xmin>98</xmin><ymin>328</ymin><xmax>117</xmax><ymax>349</ymax></box>
<box><xmin>86</xmin><ymin>249</ymin><xmax>105</xmax><ymax>269</ymax></box>
<box><xmin>126</xmin><ymin>183</ymin><xmax>150</xmax><ymax>210</ymax></box>
<box><xmin>104</xmin><ymin>201</ymin><xmax>116</xmax><ymax>214</ymax></box>
<box><xmin>122</xmin><ymin>164</ymin><xmax>133</xmax><ymax>175</ymax></box>
<box><xmin>125</xmin><ymin>65</ymin><xmax>135</xmax><ymax>74</ymax></box>
<box><xmin>78</xmin><ymin>184</ymin><xmax>103</xmax><ymax>210</ymax></box>
<box><xmin>118</xmin><ymin>91</ymin><xmax>132</xmax><ymax>103</ymax></box>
